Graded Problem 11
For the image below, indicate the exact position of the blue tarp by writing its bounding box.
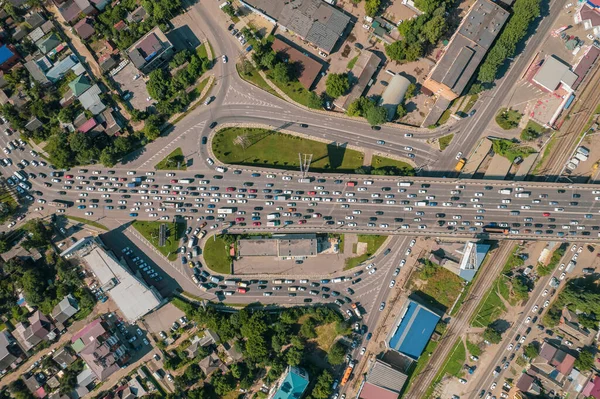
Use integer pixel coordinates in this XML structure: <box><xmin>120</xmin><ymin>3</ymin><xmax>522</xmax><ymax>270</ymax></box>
<box><xmin>0</xmin><ymin>45</ymin><xmax>15</xmax><ymax>65</ymax></box>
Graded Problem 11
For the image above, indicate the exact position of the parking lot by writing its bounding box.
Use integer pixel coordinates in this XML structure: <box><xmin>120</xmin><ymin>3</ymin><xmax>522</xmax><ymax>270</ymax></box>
<box><xmin>112</xmin><ymin>63</ymin><xmax>152</xmax><ymax>111</ymax></box>
<box><xmin>143</xmin><ymin>303</ymin><xmax>186</xmax><ymax>334</ymax></box>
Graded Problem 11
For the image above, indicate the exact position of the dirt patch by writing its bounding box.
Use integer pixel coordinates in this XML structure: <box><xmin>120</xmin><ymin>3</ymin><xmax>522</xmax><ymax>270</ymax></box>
<box><xmin>355</xmin><ymin>242</ymin><xmax>367</xmax><ymax>256</ymax></box>
<box><xmin>341</xmin><ymin>44</ymin><xmax>352</xmax><ymax>58</ymax></box>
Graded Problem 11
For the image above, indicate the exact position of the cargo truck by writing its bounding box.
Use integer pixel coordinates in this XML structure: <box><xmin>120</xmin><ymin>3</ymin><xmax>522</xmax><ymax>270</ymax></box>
<box><xmin>267</xmin><ymin>213</ymin><xmax>280</xmax><ymax>220</ymax></box>
<box><xmin>274</xmin><ymin>195</ymin><xmax>289</xmax><ymax>201</ymax></box>
<box><xmin>454</xmin><ymin>158</ymin><xmax>466</xmax><ymax>172</ymax></box>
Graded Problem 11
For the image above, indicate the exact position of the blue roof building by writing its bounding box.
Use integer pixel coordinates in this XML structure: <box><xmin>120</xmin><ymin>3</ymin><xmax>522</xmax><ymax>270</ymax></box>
<box><xmin>0</xmin><ymin>45</ymin><xmax>19</xmax><ymax>71</ymax></box>
<box><xmin>269</xmin><ymin>366</ymin><xmax>309</xmax><ymax>399</ymax></box>
<box><xmin>387</xmin><ymin>300</ymin><xmax>441</xmax><ymax>360</ymax></box>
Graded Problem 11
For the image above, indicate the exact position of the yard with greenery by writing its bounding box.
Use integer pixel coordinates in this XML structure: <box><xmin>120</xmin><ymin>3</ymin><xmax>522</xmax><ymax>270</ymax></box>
<box><xmin>213</xmin><ymin>127</ymin><xmax>364</xmax><ymax>172</ymax></box>
<box><xmin>495</xmin><ymin>108</ymin><xmax>523</xmax><ymax>130</ymax></box>
<box><xmin>471</xmin><ymin>277</ymin><xmax>508</xmax><ymax>328</ymax></box>
<box><xmin>521</xmin><ymin>120</ymin><xmax>546</xmax><ymax>141</ymax></box>
<box><xmin>417</xmin><ymin>260</ymin><xmax>464</xmax><ymax>310</ymax></box>
<box><xmin>369</xmin><ymin>156</ymin><xmax>415</xmax><ymax>175</ymax></box>
<box><xmin>237</xmin><ymin>60</ymin><xmax>281</xmax><ymax>98</ymax></box>
<box><xmin>492</xmin><ymin>138</ymin><xmax>535</xmax><ymax>162</ymax></box>
<box><xmin>347</xmin><ymin>55</ymin><xmax>359</xmax><ymax>70</ymax></box>
<box><xmin>466</xmin><ymin>340</ymin><xmax>482</xmax><ymax>357</ymax></box>
<box><xmin>0</xmin><ymin>189</ymin><xmax>17</xmax><ymax>224</ymax></box>
<box><xmin>203</xmin><ymin>235</ymin><xmax>234</xmax><ymax>274</ymax></box>
<box><xmin>344</xmin><ymin>235</ymin><xmax>388</xmax><ymax>269</ymax></box>
<box><xmin>132</xmin><ymin>220</ymin><xmax>184</xmax><ymax>261</ymax></box>
<box><xmin>155</xmin><ymin>147</ymin><xmax>187</xmax><ymax>170</ymax></box>
<box><xmin>438</xmin><ymin>134</ymin><xmax>454</xmax><ymax>151</ymax></box>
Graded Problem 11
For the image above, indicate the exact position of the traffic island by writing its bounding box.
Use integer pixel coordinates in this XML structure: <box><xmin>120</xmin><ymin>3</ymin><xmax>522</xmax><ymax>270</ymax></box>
<box><xmin>344</xmin><ymin>235</ymin><xmax>388</xmax><ymax>270</ymax></box>
<box><xmin>132</xmin><ymin>220</ymin><xmax>185</xmax><ymax>261</ymax></box>
<box><xmin>212</xmin><ymin>127</ymin><xmax>415</xmax><ymax>175</ymax></box>
<box><xmin>155</xmin><ymin>147</ymin><xmax>187</xmax><ymax>170</ymax></box>
<box><xmin>203</xmin><ymin>234</ymin><xmax>234</xmax><ymax>274</ymax></box>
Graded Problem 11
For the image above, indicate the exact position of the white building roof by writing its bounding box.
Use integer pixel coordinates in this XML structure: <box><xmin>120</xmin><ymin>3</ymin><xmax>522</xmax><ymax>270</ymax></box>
<box><xmin>83</xmin><ymin>246</ymin><xmax>162</xmax><ymax>322</ymax></box>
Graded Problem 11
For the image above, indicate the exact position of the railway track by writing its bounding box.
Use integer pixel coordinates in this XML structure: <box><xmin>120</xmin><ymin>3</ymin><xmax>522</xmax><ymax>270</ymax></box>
<box><xmin>405</xmin><ymin>241</ymin><xmax>514</xmax><ymax>399</ymax></box>
<box><xmin>537</xmin><ymin>61</ymin><xmax>600</xmax><ymax>179</ymax></box>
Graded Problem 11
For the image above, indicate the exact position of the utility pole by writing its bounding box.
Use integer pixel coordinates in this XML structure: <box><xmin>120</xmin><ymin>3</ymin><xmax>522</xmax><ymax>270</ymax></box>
<box><xmin>298</xmin><ymin>153</ymin><xmax>313</xmax><ymax>178</ymax></box>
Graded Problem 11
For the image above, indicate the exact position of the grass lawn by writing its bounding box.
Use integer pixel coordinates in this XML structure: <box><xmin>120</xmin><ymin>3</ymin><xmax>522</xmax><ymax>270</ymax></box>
<box><xmin>419</xmin><ymin>266</ymin><xmax>464</xmax><ymax>309</ymax></box>
<box><xmin>347</xmin><ymin>55</ymin><xmax>359</xmax><ymax>70</ymax></box>
<box><xmin>424</xmin><ymin>338</ymin><xmax>466</xmax><ymax>397</ymax></box>
<box><xmin>171</xmin><ymin>77</ymin><xmax>214</xmax><ymax>125</ymax></box>
<box><xmin>463</xmin><ymin>94</ymin><xmax>478</xmax><ymax>113</ymax></box>
<box><xmin>470</xmin><ymin>278</ymin><xmax>507</xmax><ymax>327</ymax></box>
<box><xmin>66</xmin><ymin>216</ymin><xmax>108</xmax><ymax>231</ymax></box>
<box><xmin>491</xmin><ymin>138</ymin><xmax>535</xmax><ymax>163</ymax></box>
<box><xmin>495</xmin><ymin>108</ymin><xmax>522</xmax><ymax>130</ymax></box>
<box><xmin>503</xmin><ymin>245</ymin><xmax>524</xmax><ymax>273</ymax></box>
<box><xmin>520</xmin><ymin>120</ymin><xmax>545</xmax><ymax>141</ymax></box>
<box><xmin>344</xmin><ymin>235</ymin><xmax>387</xmax><ymax>269</ymax></box>
<box><xmin>236</xmin><ymin>62</ymin><xmax>281</xmax><ymax>98</ymax></box>
<box><xmin>370</xmin><ymin>156</ymin><xmax>415</xmax><ymax>176</ymax></box>
<box><xmin>155</xmin><ymin>147</ymin><xmax>187</xmax><ymax>170</ymax></box>
<box><xmin>213</xmin><ymin>127</ymin><xmax>364</xmax><ymax>173</ymax></box>
<box><xmin>266</xmin><ymin>71</ymin><xmax>314</xmax><ymax>106</ymax></box>
<box><xmin>0</xmin><ymin>189</ymin><xmax>18</xmax><ymax>224</ymax></box>
<box><xmin>314</xmin><ymin>322</ymin><xmax>338</xmax><ymax>351</ymax></box>
<box><xmin>434</xmin><ymin>109</ymin><xmax>452</xmax><ymax>127</ymax></box>
<box><xmin>203</xmin><ymin>235</ymin><xmax>232</xmax><ymax>274</ymax></box>
<box><xmin>439</xmin><ymin>134</ymin><xmax>454</xmax><ymax>151</ymax></box>
<box><xmin>132</xmin><ymin>220</ymin><xmax>184</xmax><ymax>261</ymax></box>
<box><xmin>466</xmin><ymin>340</ymin><xmax>482</xmax><ymax>357</ymax></box>
<box><xmin>196</xmin><ymin>41</ymin><xmax>214</xmax><ymax>61</ymax></box>
<box><xmin>532</xmin><ymin>133</ymin><xmax>557</xmax><ymax>175</ymax></box>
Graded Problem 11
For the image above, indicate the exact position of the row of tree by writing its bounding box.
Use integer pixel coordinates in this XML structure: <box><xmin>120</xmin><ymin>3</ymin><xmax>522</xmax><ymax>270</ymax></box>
<box><xmin>544</xmin><ymin>276</ymin><xmax>600</xmax><ymax>330</ymax></box>
<box><xmin>476</xmin><ymin>0</ymin><xmax>541</xmax><ymax>83</ymax></box>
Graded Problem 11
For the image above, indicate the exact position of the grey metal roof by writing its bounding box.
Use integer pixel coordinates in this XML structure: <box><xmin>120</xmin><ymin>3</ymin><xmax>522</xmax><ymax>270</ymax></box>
<box><xmin>458</xmin><ymin>0</ymin><xmax>508</xmax><ymax>49</ymax></box>
<box><xmin>78</xmin><ymin>84</ymin><xmax>106</xmax><ymax>115</ymax></box>
<box><xmin>336</xmin><ymin>51</ymin><xmax>381</xmax><ymax>110</ymax></box>
<box><xmin>533</xmin><ymin>55</ymin><xmax>578</xmax><ymax>91</ymax></box>
<box><xmin>245</xmin><ymin>0</ymin><xmax>350</xmax><ymax>53</ymax></box>
<box><xmin>380</xmin><ymin>74</ymin><xmax>411</xmax><ymax>120</ymax></box>
<box><xmin>367</xmin><ymin>360</ymin><xmax>408</xmax><ymax>393</ymax></box>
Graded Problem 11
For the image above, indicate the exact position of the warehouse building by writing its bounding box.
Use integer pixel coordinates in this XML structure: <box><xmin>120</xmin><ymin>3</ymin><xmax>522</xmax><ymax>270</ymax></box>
<box><xmin>239</xmin><ymin>0</ymin><xmax>351</xmax><ymax>54</ymax></box>
<box><xmin>238</xmin><ymin>234</ymin><xmax>319</xmax><ymax>259</ymax></box>
<box><xmin>387</xmin><ymin>300</ymin><xmax>440</xmax><ymax>360</ymax></box>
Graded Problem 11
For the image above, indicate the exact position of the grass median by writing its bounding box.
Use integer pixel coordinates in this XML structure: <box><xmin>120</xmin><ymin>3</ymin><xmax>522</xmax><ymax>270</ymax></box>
<box><xmin>344</xmin><ymin>235</ymin><xmax>388</xmax><ymax>270</ymax></box>
<box><xmin>203</xmin><ymin>235</ymin><xmax>233</xmax><ymax>274</ymax></box>
<box><xmin>213</xmin><ymin>127</ymin><xmax>364</xmax><ymax>173</ymax></box>
<box><xmin>132</xmin><ymin>220</ymin><xmax>185</xmax><ymax>261</ymax></box>
<box><xmin>66</xmin><ymin>216</ymin><xmax>108</xmax><ymax>231</ymax></box>
<box><xmin>155</xmin><ymin>147</ymin><xmax>187</xmax><ymax>170</ymax></box>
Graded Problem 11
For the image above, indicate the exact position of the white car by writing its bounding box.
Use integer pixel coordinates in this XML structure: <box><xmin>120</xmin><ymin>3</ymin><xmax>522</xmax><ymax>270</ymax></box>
<box><xmin>560</xmin><ymin>272</ymin><xmax>566</xmax><ymax>280</ymax></box>
<box><xmin>365</xmin><ymin>263</ymin><xmax>374</xmax><ymax>270</ymax></box>
<box><xmin>459</xmin><ymin>378</ymin><xmax>467</xmax><ymax>384</ymax></box>
<box><xmin>404</xmin><ymin>133</ymin><xmax>413</xmax><ymax>137</ymax></box>
<box><xmin>360</xmin><ymin>347</ymin><xmax>366</xmax><ymax>355</ymax></box>
<box><xmin>532</xmin><ymin>305</ymin><xmax>539</xmax><ymax>312</ymax></box>
<box><xmin>525</xmin><ymin>316</ymin><xmax>531</xmax><ymax>324</ymax></box>
<box><xmin>507</xmin><ymin>343</ymin><xmax>513</xmax><ymax>351</ymax></box>
<box><xmin>456</xmin><ymin>152</ymin><xmax>463</xmax><ymax>160</ymax></box>
<box><xmin>222</xmin><ymin>55</ymin><xmax>228</xmax><ymax>63</ymax></box>
<box><xmin>409</xmin><ymin>239</ymin><xmax>416</xmax><ymax>247</ymax></box>
<box><xmin>404</xmin><ymin>146</ymin><xmax>413</xmax><ymax>151</ymax></box>
<box><xmin>542</xmin><ymin>289</ymin><xmax>548</xmax><ymax>296</ymax></box>
<box><xmin>84</xmin><ymin>212</ymin><xmax>93</xmax><ymax>216</ymax></box>
<box><xmin>543</xmin><ymin>300</ymin><xmax>550</xmax><ymax>307</ymax></box>
<box><xmin>405</xmin><ymin>248</ymin><xmax>411</xmax><ymax>256</ymax></box>
<box><xmin>389</xmin><ymin>280</ymin><xmax>395</xmax><ymax>288</ymax></box>
<box><xmin>368</xmin><ymin>268</ymin><xmax>377</xmax><ymax>275</ymax></box>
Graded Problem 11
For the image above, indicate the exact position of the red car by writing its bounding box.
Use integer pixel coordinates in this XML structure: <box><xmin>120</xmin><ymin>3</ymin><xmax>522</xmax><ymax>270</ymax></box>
<box><xmin>65</xmin><ymin>175</ymin><xmax>73</xmax><ymax>179</ymax></box>
<box><xmin>248</xmin><ymin>189</ymin><xmax>257</xmax><ymax>193</ymax></box>
<box><xmin>253</xmin><ymin>222</ymin><xmax>261</xmax><ymax>226</ymax></box>
<box><xmin>543</xmin><ymin>212</ymin><xmax>551</xmax><ymax>217</ymax></box>
<box><xmin>235</xmin><ymin>217</ymin><xmax>245</xmax><ymax>222</ymax></box>
<box><xmin>119</xmin><ymin>177</ymin><xmax>127</xmax><ymax>182</ymax></box>
<box><xmin>226</xmin><ymin>187</ymin><xmax>236</xmax><ymax>192</ymax></box>
<box><xmin>170</xmin><ymin>179</ymin><xmax>178</xmax><ymax>183</ymax></box>
<box><xmin>308</xmin><ymin>191</ymin><xmax>317</xmax><ymax>195</ymax></box>
<box><xmin>312</xmin><ymin>213</ymin><xmax>322</xmax><ymax>218</ymax></box>
<box><xmin>298</xmin><ymin>220</ymin><xmax>307</xmax><ymax>224</ymax></box>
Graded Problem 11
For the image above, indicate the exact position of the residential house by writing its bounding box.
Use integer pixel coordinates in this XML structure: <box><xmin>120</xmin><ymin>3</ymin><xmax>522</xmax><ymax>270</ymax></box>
<box><xmin>25</xmin><ymin>117</ymin><xmax>43</xmax><ymax>132</ymax></box>
<box><xmin>114</xmin><ymin>20</ymin><xmax>127</xmax><ymax>31</ymax></box>
<box><xmin>45</xmin><ymin>55</ymin><xmax>78</xmax><ymax>82</ymax></box>
<box><xmin>558</xmin><ymin>307</ymin><xmax>596</xmax><ymax>345</ymax></box>
<box><xmin>268</xmin><ymin>366</ymin><xmax>309</xmax><ymax>399</ymax></box>
<box><xmin>186</xmin><ymin>330</ymin><xmax>219</xmax><ymax>359</ymax></box>
<box><xmin>57</xmin><ymin>0</ymin><xmax>82</xmax><ymax>24</ymax></box>
<box><xmin>126</xmin><ymin>6</ymin><xmax>147</xmax><ymax>23</ymax></box>
<box><xmin>36</xmin><ymin>33</ymin><xmax>61</xmax><ymax>55</ymax></box>
<box><xmin>219</xmin><ymin>341</ymin><xmax>243</xmax><ymax>364</ymax></box>
<box><xmin>74</xmin><ymin>18</ymin><xmax>95</xmax><ymax>40</ymax></box>
<box><xmin>0</xmin><ymin>89</ymin><xmax>9</xmax><ymax>105</ymax></box>
<box><xmin>51</xmin><ymin>294</ymin><xmax>80</xmax><ymax>327</ymax></box>
<box><xmin>89</xmin><ymin>0</ymin><xmax>109</xmax><ymax>11</ymax></box>
<box><xmin>516</xmin><ymin>372</ymin><xmax>542</xmax><ymax>395</ymax></box>
<box><xmin>126</xmin><ymin>27</ymin><xmax>174</xmax><ymax>74</ymax></box>
<box><xmin>68</xmin><ymin>73</ymin><xmax>92</xmax><ymax>97</ymax></box>
<box><xmin>52</xmin><ymin>346</ymin><xmax>76</xmax><ymax>369</ymax></box>
<box><xmin>13</xmin><ymin>26</ymin><xmax>28</xmax><ymax>41</ymax></box>
<box><xmin>14</xmin><ymin>310</ymin><xmax>55</xmax><ymax>351</ymax></box>
<box><xmin>98</xmin><ymin>54</ymin><xmax>117</xmax><ymax>72</ymax></box>
<box><xmin>78</xmin><ymin>84</ymin><xmax>106</xmax><ymax>115</ymax></box>
<box><xmin>583</xmin><ymin>375</ymin><xmax>600</xmax><ymax>399</ymax></box>
<box><xmin>23</xmin><ymin>374</ymin><xmax>46</xmax><ymax>398</ymax></box>
<box><xmin>0</xmin><ymin>330</ymin><xmax>20</xmax><ymax>372</ymax></box>
<box><xmin>24</xmin><ymin>56</ymin><xmax>52</xmax><ymax>86</ymax></box>
<box><xmin>333</xmin><ymin>50</ymin><xmax>381</xmax><ymax>111</ymax></box>
<box><xmin>75</xmin><ymin>366</ymin><xmax>96</xmax><ymax>397</ymax></box>
<box><xmin>25</xmin><ymin>12</ymin><xmax>46</xmax><ymax>30</ymax></box>
<box><xmin>199</xmin><ymin>352</ymin><xmax>227</xmax><ymax>376</ymax></box>
<box><xmin>71</xmin><ymin>318</ymin><xmax>129</xmax><ymax>381</ymax></box>
<box><xmin>78</xmin><ymin>117</ymin><xmax>98</xmax><ymax>134</ymax></box>
<box><xmin>74</xmin><ymin>0</ymin><xmax>97</xmax><ymax>16</ymax></box>
<box><xmin>271</xmin><ymin>37</ymin><xmax>323</xmax><ymax>89</ymax></box>
<box><xmin>0</xmin><ymin>44</ymin><xmax>20</xmax><ymax>71</ymax></box>
<box><xmin>99</xmin><ymin>109</ymin><xmax>121</xmax><ymax>136</ymax></box>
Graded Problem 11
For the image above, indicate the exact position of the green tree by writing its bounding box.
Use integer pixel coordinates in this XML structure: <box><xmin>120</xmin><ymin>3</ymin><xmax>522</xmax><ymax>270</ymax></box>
<box><xmin>385</xmin><ymin>41</ymin><xmax>406</xmax><ymax>62</ymax></box>
<box><xmin>307</xmin><ymin>92</ymin><xmax>323</xmax><ymax>109</ymax></box>
<box><xmin>146</xmin><ymin>69</ymin><xmax>171</xmax><ymax>101</ymax></box>
<box><xmin>422</xmin><ymin>15</ymin><xmax>446</xmax><ymax>44</ymax></box>
<box><xmin>414</xmin><ymin>0</ymin><xmax>443</xmax><ymax>13</ymax></box>
<box><xmin>211</xmin><ymin>371</ymin><xmax>235</xmax><ymax>396</ymax></box>
<box><xmin>404</xmin><ymin>83</ymin><xmax>417</xmax><ymax>101</ymax></box>
<box><xmin>575</xmin><ymin>349</ymin><xmax>595</xmax><ymax>371</ymax></box>
<box><xmin>260</xmin><ymin>51</ymin><xmax>278</xmax><ymax>70</ymax></box>
<box><xmin>143</xmin><ymin>114</ymin><xmax>163</xmax><ymax>141</ymax></box>
<box><xmin>524</xmin><ymin>343</ymin><xmax>539</xmax><ymax>359</ymax></box>
<box><xmin>325</xmin><ymin>73</ymin><xmax>350</xmax><ymax>98</ymax></box>
<box><xmin>221</xmin><ymin>4</ymin><xmax>236</xmax><ymax>17</ymax></box>
<box><xmin>364</xmin><ymin>0</ymin><xmax>381</xmax><ymax>17</ymax></box>
<box><xmin>396</xmin><ymin>104</ymin><xmax>407</xmax><ymax>120</ymax></box>
<box><xmin>300</xmin><ymin>318</ymin><xmax>317</xmax><ymax>339</ymax></box>
<box><xmin>285</xmin><ymin>346</ymin><xmax>303</xmax><ymax>366</ymax></box>
<box><xmin>310</xmin><ymin>371</ymin><xmax>334</xmax><ymax>399</ymax></box>
<box><xmin>272</xmin><ymin>62</ymin><xmax>291</xmax><ymax>84</ymax></box>
<box><xmin>327</xmin><ymin>342</ymin><xmax>346</xmax><ymax>365</ymax></box>
<box><xmin>483</xmin><ymin>326</ymin><xmax>502</xmax><ymax>344</ymax></box>
<box><xmin>365</xmin><ymin>104</ymin><xmax>387</xmax><ymax>126</ymax></box>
